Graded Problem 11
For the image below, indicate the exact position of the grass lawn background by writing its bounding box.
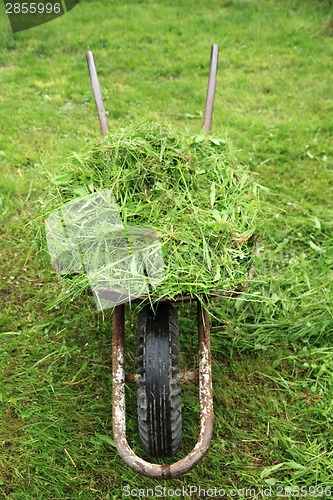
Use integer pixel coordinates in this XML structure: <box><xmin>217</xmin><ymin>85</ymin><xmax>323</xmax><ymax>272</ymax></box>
<box><xmin>0</xmin><ymin>0</ymin><xmax>333</xmax><ymax>497</ymax></box>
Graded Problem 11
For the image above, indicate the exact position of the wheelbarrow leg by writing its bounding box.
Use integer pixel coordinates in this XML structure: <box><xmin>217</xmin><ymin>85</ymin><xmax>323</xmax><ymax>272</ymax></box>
<box><xmin>111</xmin><ymin>301</ymin><xmax>213</xmax><ymax>479</ymax></box>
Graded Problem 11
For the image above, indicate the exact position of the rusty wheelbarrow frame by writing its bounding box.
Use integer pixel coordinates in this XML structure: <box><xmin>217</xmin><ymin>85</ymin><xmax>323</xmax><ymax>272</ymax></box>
<box><xmin>85</xmin><ymin>45</ymin><xmax>254</xmax><ymax>478</ymax></box>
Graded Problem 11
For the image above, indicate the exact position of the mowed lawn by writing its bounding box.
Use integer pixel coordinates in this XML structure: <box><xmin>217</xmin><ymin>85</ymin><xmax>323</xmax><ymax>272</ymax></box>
<box><xmin>0</xmin><ymin>0</ymin><xmax>333</xmax><ymax>498</ymax></box>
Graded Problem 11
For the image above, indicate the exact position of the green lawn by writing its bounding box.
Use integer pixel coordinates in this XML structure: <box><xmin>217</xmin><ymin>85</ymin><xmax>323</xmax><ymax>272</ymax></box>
<box><xmin>1</xmin><ymin>0</ymin><xmax>333</xmax><ymax>498</ymax></box>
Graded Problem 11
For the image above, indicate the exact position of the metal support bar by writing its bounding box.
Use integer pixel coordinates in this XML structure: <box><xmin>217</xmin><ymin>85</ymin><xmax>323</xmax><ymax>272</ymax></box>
<box><xmin>111</xmin><ymin>301</ymin><xmax>213</xmax><ymax>479</ymax></box>
<box><xmin>86</xmin><ymin>51</ymin><xmax>109</xmax><ymax>136</ymax></box>
<box><xmin>203</xmin><ymin>44</ymin><xmax>219</xmax><ymax>133</ymax></box>
<box><xmin>126</xmin><ymin>370</ymin><xmax>198</xmax><ymax>385</ymax></box>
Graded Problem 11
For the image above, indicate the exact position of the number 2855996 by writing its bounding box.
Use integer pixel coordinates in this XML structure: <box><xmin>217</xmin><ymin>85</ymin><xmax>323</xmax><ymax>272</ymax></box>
<box><xmin>6</xmin><ymin>3</ymin><xmax>62</xmax><ymax>14</ymax></box>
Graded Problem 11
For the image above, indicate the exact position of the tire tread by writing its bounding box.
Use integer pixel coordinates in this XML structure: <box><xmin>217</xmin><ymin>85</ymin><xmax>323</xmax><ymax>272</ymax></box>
<box><xmin>136</xmin><ymin>303</ymin><xmax>182</xmax><ymax>457</ymax></box>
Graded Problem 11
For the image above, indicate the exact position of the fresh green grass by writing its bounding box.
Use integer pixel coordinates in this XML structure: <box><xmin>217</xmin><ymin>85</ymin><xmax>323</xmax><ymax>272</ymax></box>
<box><xmin>39</xmin><ymin>122</ymin><xmax>260</xmax><ymax>303</ymax></box>
<box><xmin>1</xmin><ymin>0</ymin><xmax>333</xmax><ymax>498</ymax></box>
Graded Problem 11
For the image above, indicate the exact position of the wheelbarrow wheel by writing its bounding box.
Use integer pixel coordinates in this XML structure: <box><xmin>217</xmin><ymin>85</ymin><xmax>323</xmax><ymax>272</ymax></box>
<box><xmin>137</xmin><ymin>303</ymin><xmax>182</xmax><ymax>458</ymax></box>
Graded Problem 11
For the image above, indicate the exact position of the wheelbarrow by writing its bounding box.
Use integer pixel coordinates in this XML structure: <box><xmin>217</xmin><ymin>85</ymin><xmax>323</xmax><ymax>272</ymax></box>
<box><xmin>84</xmin><ymin>45</ymin><xmax>256</xmax><ymax>479</ymax></box>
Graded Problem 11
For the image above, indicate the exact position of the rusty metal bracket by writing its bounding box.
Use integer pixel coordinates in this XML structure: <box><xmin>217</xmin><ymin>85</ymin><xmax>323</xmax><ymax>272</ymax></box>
<box><xmin>125</xmin><ymin>370</ymin><xmax>198</xmax><ymax>385</ymax></box>
<box><xmin>112</xmin><ymin>301</ymin><xmax>213</xmax><ymax>479</ymax></box>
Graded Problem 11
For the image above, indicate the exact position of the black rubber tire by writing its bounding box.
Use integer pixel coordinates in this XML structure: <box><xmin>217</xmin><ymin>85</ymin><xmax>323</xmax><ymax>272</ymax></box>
<box><xmin>136</xmin><ymin>303</ymin><xmax>182</xmax><ymax>458</ymax></box>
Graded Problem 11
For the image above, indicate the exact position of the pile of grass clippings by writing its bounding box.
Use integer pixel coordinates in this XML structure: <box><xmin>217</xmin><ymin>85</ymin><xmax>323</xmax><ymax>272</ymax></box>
<box><xmin>41</xmin><ymin>122</ymin><xmax>260</xmax><ymax>303</ymax></box>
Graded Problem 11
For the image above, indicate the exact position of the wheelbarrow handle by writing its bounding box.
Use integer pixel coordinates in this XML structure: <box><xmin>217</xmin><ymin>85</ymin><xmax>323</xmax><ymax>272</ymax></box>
<box><xmin>203</xmin><ymin>44</ymin><xmax>219</xmax><ymax>133</ymax></box>
<box><xmin>86</xmin><ymin>51</ymin><xmax>109</xmax><ymax>136</ymax></box>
